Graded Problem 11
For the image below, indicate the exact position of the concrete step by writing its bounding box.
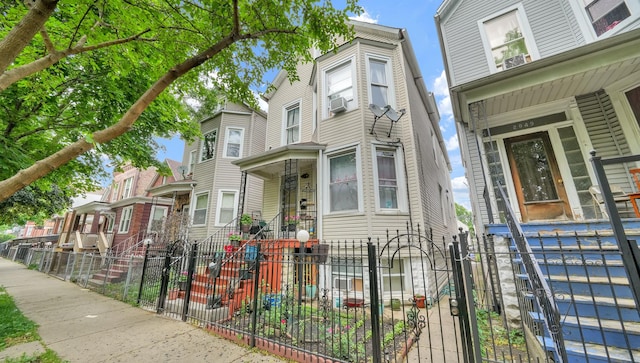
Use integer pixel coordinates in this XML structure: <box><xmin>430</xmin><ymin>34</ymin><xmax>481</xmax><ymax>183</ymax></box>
<box><xmin>537</xmin><ymin>335</ymin><xmax>640</xmax><ymax>363</ymax></box>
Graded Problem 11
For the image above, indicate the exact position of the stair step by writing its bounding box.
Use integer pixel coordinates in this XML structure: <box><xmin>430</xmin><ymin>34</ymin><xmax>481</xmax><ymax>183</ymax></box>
<box><xmin>537</xmin><ymin>335</ymin><xmax>640</xmax><ymax>362</ymax></box>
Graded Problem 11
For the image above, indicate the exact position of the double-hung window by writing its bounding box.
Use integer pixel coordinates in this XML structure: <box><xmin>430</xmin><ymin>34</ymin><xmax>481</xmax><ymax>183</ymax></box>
<box><xmin>224</xmin><ymin>127</ymin><xmax>244</xmax><ymax>158</ymax></box>
<box><xmin>118</xmin><ymin>206</ymin><xmax>133</xmax><ymax>233</ymax></box>
<box><xmin>188</xmin><ymin>150</ymin><xmax>196</xmax><ymax>175</ymax></box>
<box><xmin>111</xmin><ymin>183</ymin><xmax>120</xmax><ymax>202</ymax></box>
<box><xmin>367</xmin><ymin>55</ymin><xmax>394</xmax><ymax>108</ymax></box>
<box><xmin>327</xmin><ymin>147</ymin><xmax>361</xmax><ymax>213</ymax></box>
<box><xmin>148</xmin><ymin>206</ymin><xmax>168</xmax><ymax>233</ymax></box>
<box><xmin>373</xmin><ymin>145</ymin><xmax>406</xmax><ymax>211</ymax></box>
<box><xmin>583</xmin><ymin>0</ymin><xmax>631</xmax><ymax>36</ymax></box>
<box><xmin>122</xmin><ymin>177</ymin><xmax>133</xmax><ymax>199</ymax></box>
<box><xmin>324</xmin><ymin>58</ymin><xmax>356</xmax><ymax>117</ymax></box>
<box><xmin>216</xmin><ymin>191</ymin><xmax>237</xmax><ymax>225</ymax></box>
<box><xmin>193</xmin><ymin>192</ymin><xmax>209</xmax><ymax>226</ymax></box>
<box><xmin>200</xmin><ymin>129</ymin><xmax>217</xmax><ymax>161</ymax></box>
<box><xmin>284</xmin><ymin>102</ymin><xmax>300</xmax><ymax>145</ymax></box>
<box><xmin>480</xmin><ymin>7</ymin><xmax>535</xmax><ymax>72</ymax></box>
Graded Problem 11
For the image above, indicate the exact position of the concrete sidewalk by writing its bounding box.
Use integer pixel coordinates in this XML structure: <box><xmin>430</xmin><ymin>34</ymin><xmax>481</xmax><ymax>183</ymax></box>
<box><xmin>0</xmin><ymin>258</ymin><xmax>286</xmax><ymax>363</ymax></box>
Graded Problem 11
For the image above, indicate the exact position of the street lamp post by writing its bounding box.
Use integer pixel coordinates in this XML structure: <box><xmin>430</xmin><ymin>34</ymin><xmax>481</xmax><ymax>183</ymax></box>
<box><xmin>296</xmin><ymin>229</ymin><xmax>309</xmax><ymax>320</ymax></box>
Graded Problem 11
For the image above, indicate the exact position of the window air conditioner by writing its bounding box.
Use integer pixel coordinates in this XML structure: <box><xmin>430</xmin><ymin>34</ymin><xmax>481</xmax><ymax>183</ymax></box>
<box><xmin>503</xmin><ymin>54</ymin><xmax>526</xmax><ymax>69</ymax></box>
<box><xmin>333</xmin><ymin>276</ymin><xmax>353</xmax><ymax>291</ymax></box>
<box><xmin>329</xmin><ymin>97</ymin><xmax>348</xmax><ymax>113</ymax></box>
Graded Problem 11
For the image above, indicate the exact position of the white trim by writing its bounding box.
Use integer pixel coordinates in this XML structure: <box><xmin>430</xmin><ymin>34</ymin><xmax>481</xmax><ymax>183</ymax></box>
<box><xmin>323</xmin><ymin>144</ymin><xmax>363</xmax><ymax>215</ymax></box>
<box><xmin>223</xmin><ymin>126</ymin><xmax>245</xmax><ymax>159</ymax></box>
<box><xmin>215</xmin><ymin>189</ymin><xmax>239</xmax><ymax>226</ymax></box>
<box><xmin>605</xmin><ymin>80</ymin><xmax>640</xmax><ymax>155</ymax></box>
<box><xmin>322</xmin><ymin>55</ymin><xmax>358</xmax><ymax>119</ymax></box>
<box><xmin>371</xmin><ymin>143</ymin><xmax>408</xmax><ymax>213</ymax></box>
<box><xmin>192</xmin><ymin>192</ymin><xmax>209</xmax><ymax>226</ymax></box>
<box><xmin>568</xmin><ymin>0</ymin><xmax>640</xmax><ymax>42</ymax></box>
<box><xmin>282</xmin><ymin>99</ymin><xmax>302</xmax><ymax>146</ymax></box>
<box><xmin>365</xmin><ymin>53</ymin><xmax>396</xmax><ymax>109</ymax></box>
<box><xmin>477</xmin><ymin>3</ymin><xmax>540</xmax><ymax>74</ymax></box>
<box><xmin>147</xmin><ymin>205</ymin><xmax>168</xmax><ymax>233</ymax></box>
<box><xmin>118</xmin><ymin>206</ymin><xmax>133</xmax><ymax>233</ymax></box>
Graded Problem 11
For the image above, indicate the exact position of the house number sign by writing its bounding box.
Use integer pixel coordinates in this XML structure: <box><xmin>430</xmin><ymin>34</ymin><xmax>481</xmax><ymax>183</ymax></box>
<box><xmin>481</xmin><ymin>112</ymin><xmax>567</xmax><ymax>137</ymax></box>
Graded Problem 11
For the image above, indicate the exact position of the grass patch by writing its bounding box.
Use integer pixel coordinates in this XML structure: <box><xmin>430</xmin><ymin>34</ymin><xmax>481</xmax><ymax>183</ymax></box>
<box><xmin>0</xmin><ymin>287</ymin><xmax>40</xmax><ymax>350</ymax></box>
<box><xmin>0</xmin><ymin>287</ymin><xmax>68</xmax><ymax>363</ymax></box>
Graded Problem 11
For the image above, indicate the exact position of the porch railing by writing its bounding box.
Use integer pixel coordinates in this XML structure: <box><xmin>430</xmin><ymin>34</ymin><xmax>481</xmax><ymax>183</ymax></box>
<box><xmin>589</xmin><ymin>150</ymin><xmax>640</xmax><ymax>309</ymax></box>
<box><xmin>496</xmin><ymin>184</ymin><xmax>567</xmax><ymax>363</ymax></box>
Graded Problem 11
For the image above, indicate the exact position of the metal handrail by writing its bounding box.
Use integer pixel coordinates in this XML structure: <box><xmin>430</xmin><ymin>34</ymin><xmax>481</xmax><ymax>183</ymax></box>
<box><xmin>496</xmin><ymin>184</ymin><xmax>567</xmax><ymax>363</ymax></box>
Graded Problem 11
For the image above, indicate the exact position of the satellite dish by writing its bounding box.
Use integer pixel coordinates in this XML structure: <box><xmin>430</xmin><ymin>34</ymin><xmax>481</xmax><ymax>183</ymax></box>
<box><xmin>368</xmin><ymin>104</ymin><xmax>390</xmax><ymax>134</ymax></box>
<box><xmin>177</xmin><ymin>165</ymin><xmax>187</xmax><ymax>179</ymax></box>
<box><xmin>385</xmin><ymin>107</ymin><xmax>405</xmax><ymax>136</ymax></box>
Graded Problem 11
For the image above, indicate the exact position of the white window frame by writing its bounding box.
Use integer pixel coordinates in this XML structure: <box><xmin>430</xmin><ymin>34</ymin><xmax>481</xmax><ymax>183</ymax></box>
<box><xmin>223</xmin><ymin>127</ymin><xmax>244</xmax><ymax>159</ymax></box>
<box><xmin>365</xmin><ymin>54</ymin><xmax>396</xmax><ymax>109</ymax></box>
<box><xmin>200</xmin><ymin>129</ymin><xmax>218</xmax><ymax>162</ymax></box>
<box><xmin>192</xmin><ymin>192</ymin><xmax>209</xmax><ymax>226</ymax></box>
<box><xmin>215</xmin><ymin>190</ymin><xmax>239</xmax><ymax>226</ymax></box>
<box><xmin>478</xmin><ymin>4</ymin><xmax>539</xmax><ymax>73</ymax></box>
<box><xmin>188</xmin><ymin>150</ymin><xmax>196</xmax><ymax>175</ymax></box>
<box><xmin>569</xmin><ymin>0</ymin><xmax>638</xmax><ymax>41</ymax></box>
<box><xmin>122</xmin><ymin>177</ymin><xmax>133</xmax><ymax>199</ymax></box>
<box><xmin>118</xmin><ymin>206</ymin><xmax>133</xmax><ymax>233</ymax></box>
<box><xmin>371</xmin><ymin>144</ymin><xmax>408</xmax><ymax>212</ymax></box>
<box><xmin>111</xmin><ymin>183</ymin><xmax>120</xmax><ymax>202</ymax></box>
<box><xmin>322</xmin><ymin>56</ymin><xmax>357</xmax><ymax>119</ymax></box>
<box><xmin>147</xmin><ymin>205</ymin><xmax>168</xmax><ymax>233</ymax></box>
<box><xmin>282</xmin><ymin>100</ymin><xmax>301</xmax><ymax>145</ymax></box>
<box><xmin>324</xmin><ymin>144</ymin><xmax>363</xmax><ymax>214</ymax></box>
<box><xmin>380</xmin><ymin>258</ymin><xmax>407</xmax><ymax>296</ymax></box>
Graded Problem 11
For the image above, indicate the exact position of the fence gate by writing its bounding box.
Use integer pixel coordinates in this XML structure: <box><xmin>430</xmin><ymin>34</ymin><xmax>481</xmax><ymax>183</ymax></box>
<box><xmin>369</xmin><ymin>227</ymin><xmax>467</xmax><ymax>362</ymax></box>
<box><xmin>137</xmin><ymin>241</ymin><xmax>188</xmax><ymax>314</ymax></box>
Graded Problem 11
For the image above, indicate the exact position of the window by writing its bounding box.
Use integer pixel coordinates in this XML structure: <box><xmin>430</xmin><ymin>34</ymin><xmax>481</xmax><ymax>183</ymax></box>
<box><xmin>148</xmin><ymin>206</ymin><xmax>167</xmax><ymax>232</ymax></box>
<box><xmin>481</xmin><ymin>8</ymin><xmax>533</xmax><ymax>71</ymax></box>
<box><xmin>381</xmin><ymin>258</ymin><xmax>405</xmax><ymax>293</ymax></box>
<box><xmin>584</xmin><ymin>0</ymin><xmax>631</xmax><ymax>36</ymax></box>
<box><xmin>328</xmin><ymin>148</ymin><xmax>360</xmax><ymax>212</ymax></box>
<box><xmin>111</xmin><ymin>183</ymin><xmax>119</xmax><ymax>202</ymax></box>
<box><xmin>188</xmin><ymin>150</ymin><xmax>196</xmax><ymax>174</ymax></box>
<box><xmin>324</xmin><ymin>58</ymin><xmax>356</xmax><ymax>117</ymax></box>
<box><xmin>193</xmin><ymin>193</ymin><xmax>209</xmax><ymax>226</ymax></box>
<box><xmin>200</xmin><ymin>129</ymin><xmax>217</xmax><ymax>161</ymax></box>
<box><xmin>224</xmin><ymin>127</ymin><xmax>244</xmax><ymax>158</ymax></box>
<box><xmin>284</xmin><ymin>102</ymin><xmax>300</xmax><ymax>145</ymax></box>
<box><xmin>122</xmin><ymin>177</ymin><xmax>133</xmax><ymax>199</ymax></box>
<box><xmin>626</xmin><ymin>85</ymin><xmax>640</xmax><ymax>128</ymax></box>
<box><xmin>373</xmin><ymin>146</ymin><xmax>404</xmax><ymax>210</ymax></box>
<box><xmin>216</xmin><ymin>191</ymin><xmax>237</xmax><ymax>225</ymax></box>
<box><xmin>366</xmin><ymin>55</ymin><xmax>394</xmax><ymax>108</ymax></box>
<box><xmin>118</xmin><ymin>206</ymin><xmax>133</xmax><ymax>233</ymax></box>
<box><xmin>331</xmin><ymin>257</ymin><xmax>363</xmax><ymax>291</ymax></box>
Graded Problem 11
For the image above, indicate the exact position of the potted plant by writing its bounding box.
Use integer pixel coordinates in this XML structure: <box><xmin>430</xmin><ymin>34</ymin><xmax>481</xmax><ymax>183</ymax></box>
<box><xmin>228</xmin><ymin>232</ymin><xmax>242</xmax><ymax>246</ymax></box>
<box><xmin>284</xmin><ymin>215</ymin><xmax>300</xmax><ymax>231</ymax></box>
<box><xmin>390</xmin><ymin>298</ymin><xmax>402</xmax><ymax>311</ymax></box>
<box><xmin>178</xmin><ymin>271</ymin><xmax>189</xmax><ymax>291</ymax></box>
<box><xmin>240</xmin><ymin>214</ymin><xmax>252</xmax><ymax>232</ymax></box>
<box><xmin>414</xmin><ymin>294</ymin><xmax>427</xmax><ymax>308</ymax></box>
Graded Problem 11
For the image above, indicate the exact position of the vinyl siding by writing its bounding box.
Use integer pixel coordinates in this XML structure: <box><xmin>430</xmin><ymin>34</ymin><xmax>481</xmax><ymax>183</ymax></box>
<box><xmin>439</xmin><ymin>0</ymin><xmax>584</xmax><ymax>86</ymax></box>
<box><xmin>576</xmin><ymin>90</ymin><xmax>634</xmax><ymax>190</ymax></box>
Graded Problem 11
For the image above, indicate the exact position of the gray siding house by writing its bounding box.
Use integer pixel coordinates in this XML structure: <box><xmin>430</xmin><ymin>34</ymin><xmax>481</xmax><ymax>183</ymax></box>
<box><xmin>436</xmin><ymin>1</ymin><xmax>640</xmax><ymax>361</ymax></box>
<box><xmin>234</xmin><ymin>20</ymin><xmax>458</xmax><ymax>301</ymax></box>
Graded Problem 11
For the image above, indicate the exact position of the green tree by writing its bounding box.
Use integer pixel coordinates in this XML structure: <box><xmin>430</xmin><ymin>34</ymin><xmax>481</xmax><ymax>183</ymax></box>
<box><xmin>0</xmin><ymin>185</ymin><xmax>70</xmax><ymax>225</ymax></box>
<box><xmin>0</xmin><ymin>0</ymin><xmax>362</xmax><ymax>202</ymax></box>
<box><xmin>455</xmin><ymin>203</ymin><xmax>475</xmax><ymax>237</ymax></box>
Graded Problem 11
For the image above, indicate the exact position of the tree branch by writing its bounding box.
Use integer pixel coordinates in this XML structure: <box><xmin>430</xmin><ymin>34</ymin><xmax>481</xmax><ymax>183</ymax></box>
<box><xmin>0</xmin><ymin>29</ymin><xmax>152</xmax><ymax>92</ymax></box>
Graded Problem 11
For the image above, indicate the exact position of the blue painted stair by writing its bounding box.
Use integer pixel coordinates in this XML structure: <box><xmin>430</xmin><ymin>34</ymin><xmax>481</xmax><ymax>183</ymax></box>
<box><xmin>489</xmin><ymin>221</ymin><xmax>640</xmax><ymax>362</ymax></box>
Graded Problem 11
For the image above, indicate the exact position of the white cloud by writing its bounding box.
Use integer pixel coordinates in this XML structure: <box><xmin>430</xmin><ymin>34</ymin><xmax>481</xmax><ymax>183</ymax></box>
<box><xmin>451</xmin><ymin>175</ymin><xmax>468</xmax><ymax>190</ymax></box>
<box><xmin>445</xmin><ymin>134</ymin><xmax>459</xmax><ymax>151</ymax></box>
<box><xmin>433</xmin><ymin>70</ymin><xmax>452</xmax><ymax>118</ymax></box>
<box><xmin>350</xmin><ymin>9</ymin><xmax>378</xmax><ymax>24</ymax></box>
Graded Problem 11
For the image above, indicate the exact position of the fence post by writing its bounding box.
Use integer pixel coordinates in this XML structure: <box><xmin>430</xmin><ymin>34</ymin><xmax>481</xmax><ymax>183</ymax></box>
<box><xmin>367</xmin><ymin>240</ymin><xmax>382</xmax><ymax>363</ymax></box>
<box><xmin>123</xmin><ymin>255</ymin><xmax>134</xmax><ymax>302</ymax></box>
<box><xmin>137</xmin><ymin>243</ymin><xmax>151</xmax><ymax>306</ymax></box>
<box><xmin>182</xmin><ymin>242</ymin><xmax>198</xmax><ymax>321</ymax></box>
<box><xmin>249</xmin><ymin>243</ymin><xmax>262</xmax><ymax>348</ymax></box>
<box><xmin>450</xmin><ymin>238</ymin><xmax>479</xmax><ymax>363</ymax></box>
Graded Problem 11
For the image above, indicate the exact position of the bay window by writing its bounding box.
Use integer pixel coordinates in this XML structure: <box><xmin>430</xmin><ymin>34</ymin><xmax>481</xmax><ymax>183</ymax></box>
<box><xmin>200</xmin><ymin>129</ymin><xmax>217</xmax><ymax>161</ymax></box>
<box><xmin>328</xmin><ymin>148</ymin><xmax>361</xmax><ymax>212</ymax></box>
<box><xmin>324</xmin><ymin>57</ymin><xmax>357</xmax><ymax>117</ymax></box>
<box><xmin>224</xmin><ymin>127</ymin><xmax>244</xmax><ymax>158</ymax></box>
<box><xmin>217</xmin><ymin>190</ymin><xmax>237</xmax><ymax>225</ymax></box>
<box><xmin>367</xmin><ymin>55</ymin><xmax>394</xmax><ymax>108</ymax></box>
<box><xmin>193</xmin><ymin>192</ymin><xmax>209</xmax><ymax>226</ymax></box>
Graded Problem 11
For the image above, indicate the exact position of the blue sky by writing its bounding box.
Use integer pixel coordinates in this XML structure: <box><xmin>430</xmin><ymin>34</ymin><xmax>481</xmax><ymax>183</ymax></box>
<box><xmin>156</xmin><ymin>0</ymin><xmax>471</xmax><ymax>210</ymax></box>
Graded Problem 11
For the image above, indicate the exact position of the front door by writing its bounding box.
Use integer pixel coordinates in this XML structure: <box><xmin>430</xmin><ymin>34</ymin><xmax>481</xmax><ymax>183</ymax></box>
<box><xmin>505</xmin><ymin>132</ymin><xmax>572</xmax><ymax>221</ymax></box>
